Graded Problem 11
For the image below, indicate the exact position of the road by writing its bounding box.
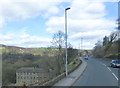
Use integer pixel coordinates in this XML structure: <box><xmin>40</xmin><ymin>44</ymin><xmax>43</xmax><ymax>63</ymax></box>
<box><xmin>73</xmin><ymin>57</ymin><xmax>119</xmax><ymax>86</ymax></box>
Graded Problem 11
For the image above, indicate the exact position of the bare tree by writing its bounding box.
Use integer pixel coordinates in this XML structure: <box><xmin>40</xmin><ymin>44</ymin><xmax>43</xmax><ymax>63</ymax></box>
<box><xmin>93</xmin><ymin>41</ymin><xmax>103</xmax><ymax>57</ymax></box>
<box><xmin>109</xmin><ymin>33</ymin><xmax>117</xmax><ymax>43</ymax></box>
<box><xmin>51</xmin><ymin>31</ymin><xmax>65</xmax><ymax>74</ymax></box>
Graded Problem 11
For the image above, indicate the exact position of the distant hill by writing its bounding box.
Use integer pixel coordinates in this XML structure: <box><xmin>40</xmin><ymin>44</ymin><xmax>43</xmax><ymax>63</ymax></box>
<box><xmin>0</xmin><ymin>44</ymin><xmax>6</xmax><ymax>47</ymax></box>
<box><xmin>0</xmin><ymin>44</ymin><xmax>25</xmax><ymax>49</ymax></box>
<box><xmin>1</xmin><ymin>44</ymin><xmax>58</xmax><ymax>61</ymax></box>
<box><xmin>0</xmin><ymin>44</ymin><xmax>28</xmax><ymax>54</ymax></box>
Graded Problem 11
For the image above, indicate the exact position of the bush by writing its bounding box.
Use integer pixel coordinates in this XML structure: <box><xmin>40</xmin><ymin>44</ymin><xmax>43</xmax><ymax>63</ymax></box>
<box><xmin>72</xmin><ymin>61</ymin><xmax>76</xmax><ymax>65</ymax></box>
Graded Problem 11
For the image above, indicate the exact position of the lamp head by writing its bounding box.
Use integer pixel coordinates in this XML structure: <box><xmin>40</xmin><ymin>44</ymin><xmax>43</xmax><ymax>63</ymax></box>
<box><xmin>65</xmin><ymin>7</ymin><xmax>70</xmax><ymax>10</ymax></box>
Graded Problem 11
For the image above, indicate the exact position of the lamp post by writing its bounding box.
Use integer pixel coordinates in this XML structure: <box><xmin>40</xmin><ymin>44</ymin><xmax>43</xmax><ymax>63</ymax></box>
<box><xmin>65</xmin><ymin>7</ymin><xmax>70</xmax><ymax>76</ymax></box>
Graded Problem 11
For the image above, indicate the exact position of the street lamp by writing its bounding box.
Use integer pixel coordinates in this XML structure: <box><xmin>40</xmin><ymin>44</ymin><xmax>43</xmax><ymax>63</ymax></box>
<box><xmin>65</xmin><ymin>7</ymin><xmax>70</xmax><ymax>76</ymax></box>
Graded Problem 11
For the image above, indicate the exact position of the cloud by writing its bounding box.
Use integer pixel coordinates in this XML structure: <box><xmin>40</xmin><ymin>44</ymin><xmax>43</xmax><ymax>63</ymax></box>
<box><xmin>93</xmin><ymin>0</ymin><xmax>119</xmax><ymax>2</ymax></box>
<box><xmin>0</xmin><ymin>16</ymin><xmax>4</xmax><ymax>30</ymax></box>
<box><xmin>0</xmin><ymin>0</ymin><xmax>118</xmax><ymax>49</ymax></box>
<box><xmin>69</xmin><ymin>30</ymin><xmax>109</xmax><ymax>40</ymax></box>
<box><xmin>0</xmin><ymin>0</ymin><xmax>61</xmax><ymax>20</ymax></box>
<box><xmin>46</xmin><ymin>0</ymin><xmax>115</xmax><ymax>33</ymax></box>
<box><xmin>0</xmin><ymin>0</ymin><xmax>68</xmax><ymax>31</ymax></box>
<box><xmin>45</xmin><ymin>0</ymin><xmax>117</xmax><ymax>49</ymax></box>
<box><xmin>0</xmin><ymin>0</ymin><xmax>68</xmax><ymax>47</ymax></box>
<box><xmin>46</xmin><ymin>16</ymin><xmax>65</xmax><ymax>33</ymax></box>
<box><xmin>0</xmin><ymin>31</ymin><xmax>52</xmax><ymax>48</ymax></box>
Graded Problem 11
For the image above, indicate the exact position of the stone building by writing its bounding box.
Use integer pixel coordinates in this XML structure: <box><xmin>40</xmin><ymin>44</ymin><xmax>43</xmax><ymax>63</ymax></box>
<box><xmin>16</xmin><ymin>67</ymin><xmax>49</xmax><ymax>86</ymax></box>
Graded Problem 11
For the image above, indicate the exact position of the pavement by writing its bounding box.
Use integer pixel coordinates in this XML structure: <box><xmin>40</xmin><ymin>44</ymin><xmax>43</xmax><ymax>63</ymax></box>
<box><xmin>53</xmin><ymin>58</ymin><xmax>87</xmax><ymax>86</ymax></box>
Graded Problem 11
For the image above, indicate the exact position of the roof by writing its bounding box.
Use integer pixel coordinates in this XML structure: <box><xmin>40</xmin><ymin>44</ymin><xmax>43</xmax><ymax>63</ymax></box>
<box><xmin>16</xmin><ymin>67</ymin><xmax>46</xmax><ymax>73</ymax></box>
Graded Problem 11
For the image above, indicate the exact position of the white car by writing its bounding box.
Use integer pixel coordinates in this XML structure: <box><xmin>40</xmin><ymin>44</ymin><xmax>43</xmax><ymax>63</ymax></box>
<box><xmin>110</xmin><ymin>60</ymin><xmax>120</xmax><ymax>68</ymax></box>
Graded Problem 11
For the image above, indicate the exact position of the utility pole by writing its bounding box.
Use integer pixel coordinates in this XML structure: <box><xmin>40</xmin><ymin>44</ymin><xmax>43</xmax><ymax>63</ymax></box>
<box><xmin>78</xmin><ymin>43</ymin><xmax>80</xmax><ymax>57</ymax></box>
<box><xmin>81</xmin><ymin>38</ymin><xmax>83</xmax><ymax>58</ymax></box>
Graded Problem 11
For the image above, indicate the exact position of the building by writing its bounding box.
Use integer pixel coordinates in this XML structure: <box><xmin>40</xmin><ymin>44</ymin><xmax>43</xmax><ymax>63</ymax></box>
<box><xmin>16</xmin><ymin>67</ymin><xmax>48</xmax><ymax>86</ymax></box>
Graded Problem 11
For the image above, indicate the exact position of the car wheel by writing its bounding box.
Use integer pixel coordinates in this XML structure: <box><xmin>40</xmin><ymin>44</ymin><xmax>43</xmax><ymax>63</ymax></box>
<box><xmin>111</xmin><ymin>64</ymin><xmax>114</xmax><ymax>68</ymax></box>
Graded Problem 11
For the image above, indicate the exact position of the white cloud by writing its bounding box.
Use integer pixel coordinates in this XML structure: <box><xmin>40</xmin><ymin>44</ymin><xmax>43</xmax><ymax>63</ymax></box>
<box><xmin>46</xmin><ymin>16</ymin><xmax>65</xmax><ymax>33</ymax></box>
<box><xmin>0</xmin><ymin>31</ymin><xmax>52</xmax><ymax>48</ymax></box>
<box><xmin>46</xmin><ymin>0</ymin><xmax>117</xmax><ymax>49</ymax></box>
<box><xmin>0</xmin><ymin>16</ymin><xmax>4</xmax><ymax>30</ymax></box>
<box><xmin>69</xmin><ymin>29</ymin><xmax>113</xmax><ymax>44</ymax></box>
<box><xmin>93</xmin><ymin>0</ymin><xmax>119</xmax><ymax>2</ymax></box>
<box><xmin>0</xmin><ymin>0</ymin><xmax>62</xmax><ymax>20</ymax></box>
<box><xmin>0</xmin><ymin>0</ymin><xmax>118</xmax><ymax>49</ymax></box>
<box><xmin>44</xmin><ymin>6</ymin><xmax>60</xmax><ymax>18</ymax></box>
<box><xmin>0</xmin><ymin>0</ymin><xmax>67</xmax><ymax>47</ymax></box>
<box><xmin>0</xmin><ymin>0</ymin><xmax>67</xmax><ymax>31</ymax></box>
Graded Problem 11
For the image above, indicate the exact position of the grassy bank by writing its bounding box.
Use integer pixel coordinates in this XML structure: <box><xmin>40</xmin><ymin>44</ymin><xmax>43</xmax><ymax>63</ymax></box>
<box><xmin>40</xmin><ymin>57</ymin><xmax>82</xmax><ymax>86</ymax></box>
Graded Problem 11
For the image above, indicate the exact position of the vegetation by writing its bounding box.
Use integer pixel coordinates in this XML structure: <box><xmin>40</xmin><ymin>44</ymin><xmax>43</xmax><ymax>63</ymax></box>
<box><xmin>68</xmin><ymin>58</ymin><xmax>81</xmax><ymax>72</ymax></box>
<box><xmin>92</xmin><ymin>30</ymin><xmax>119</xmax><ymax>59</ymax></box>
<box><xmin>51</xmin><ymin>31</ymin><xmax>65</xmax><ymax>74</ymax></box>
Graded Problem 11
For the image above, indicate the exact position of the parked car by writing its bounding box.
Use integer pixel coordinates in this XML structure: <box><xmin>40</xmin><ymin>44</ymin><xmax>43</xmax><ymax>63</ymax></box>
<box><xmin>110</xmin><ymin>60</ymin><xmax>120</xmax><ymax>68</ymax></box>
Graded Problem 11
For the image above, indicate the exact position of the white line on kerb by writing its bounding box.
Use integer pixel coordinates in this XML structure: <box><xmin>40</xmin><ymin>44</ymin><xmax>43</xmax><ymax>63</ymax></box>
<box><xmin>107</xmin><ymin>67</ymin><xmax>111</xmax><ymax>71</ymax></box>
<box><xmin>112</xmin><ymin>73</ymin><xmax>119</xmax><ymax>81</ymax></box>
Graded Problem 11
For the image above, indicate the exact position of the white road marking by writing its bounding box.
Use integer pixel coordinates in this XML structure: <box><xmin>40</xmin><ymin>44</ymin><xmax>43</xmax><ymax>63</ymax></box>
<box><xmin>100</xmin><ymin>61</ymin><xmax>119</xmax><ymax>81</ymax></box>
<box><xmin>100</xmin><ymin>62</ymin><xmax>106</xmax><ymax>67</ymax></box>
<box><xmin>112</xmin><ymin>73</ymin><xmax>119</xmax><ymax>81</ymax></box>
<box><xmin>103</xmin><ymin>63</ymin><xmax>106</xmax><ymax>67</ymax></box>
<box><xmin>107</xmin><ymin>67</ymin><xmax>111</xmax><ymax>71</ymax></box>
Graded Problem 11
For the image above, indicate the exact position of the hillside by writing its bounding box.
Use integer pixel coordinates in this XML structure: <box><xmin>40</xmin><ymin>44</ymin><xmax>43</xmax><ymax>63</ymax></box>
<box><xmin>1</xmin><ymin>44</ymin><xmax>79</xmax><ymax>85</ymax></box>
<box><xmin>93</xmin><ymin>41</ymin><xmax>119</xmax><ymax>59</ymax></box>
<box><xmin>104</xmin><ymin>42</ymin><xmax>119</xmax><ymax>58</ymax></box>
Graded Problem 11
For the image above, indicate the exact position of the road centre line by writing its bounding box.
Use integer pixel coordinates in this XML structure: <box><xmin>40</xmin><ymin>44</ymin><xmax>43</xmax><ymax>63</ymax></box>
<box><xmin>107</xmin><ymin>67</ymin><xmax>111</xmax><ymax>71</ymax></box>
<box><xmin>102</xmin><ymin>63</ymin><xmax>106</xmax><ymax>67</ymax></box>
<box><xmin>100</xmin><ymin>62</ymin><xmax>106</xmax><ymax>67</ymax></box>
<box><xmin>100</xmin><ymin>61</ymin><xmax>118</xmax><ymax>81</ymax></box>
<box><xmin>112</xmin><ymin>73</ymin><xmax>119</xmax><ymax>81</ymax></box>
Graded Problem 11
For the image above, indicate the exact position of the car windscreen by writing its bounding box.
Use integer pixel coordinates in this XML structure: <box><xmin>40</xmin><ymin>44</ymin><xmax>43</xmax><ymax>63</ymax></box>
<box><xmin>112</xmin><ymin>60</ymin><xmax>120</xmax><ymax>64</ymax></box>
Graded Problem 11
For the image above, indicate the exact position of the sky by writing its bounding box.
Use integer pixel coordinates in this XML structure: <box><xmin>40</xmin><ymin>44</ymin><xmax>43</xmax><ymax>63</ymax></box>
<box><xmin>0</xmin><ymin>0</ymin><xmax>119</xmax><ymax>49</ymax></box>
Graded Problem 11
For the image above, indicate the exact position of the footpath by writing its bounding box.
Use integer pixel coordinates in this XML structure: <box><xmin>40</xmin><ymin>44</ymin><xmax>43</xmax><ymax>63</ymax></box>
<box><xmin>53</xmin><ymin>58</ymin><xmax>87</xmax><ymax>86</ymax></box>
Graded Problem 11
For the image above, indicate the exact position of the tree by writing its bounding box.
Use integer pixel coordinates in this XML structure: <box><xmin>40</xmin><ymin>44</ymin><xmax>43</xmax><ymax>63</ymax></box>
<box><xmin>51</xmin><ymin>31</ymin><xmax>65</xmax><ymax>74</ymax></box>
<box><xmin>93</xmin><ymin>41</ymin><xmax>103</xmax><ymax>57</ymax></box>
<box><xmin>103</xmin><ymin>32</ymin><xmax>117</xmax><ymax>52</ymax></box>
<box><xmin>67</xmin><ymin>43</ymin><xmax>73</xmax><ymax>64</ymax></box>
<box><xmin>109</xmin><ymin>32</ymin><xmax>117</xmax><ymax>43</ymax></box>
<box><xmin>51</xmin><ymin>31</ymin><xmax>64</xmax><ymax>48</ymax></box>
<box><xmin>67</xmin><ymin>43</ymin><xmax>78</xmax><ymax>63</ymax></box>
<box><xmin>103</xmin><ymin>36</ymin><xmax>109</xmax><ymax>46</ymax></box>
